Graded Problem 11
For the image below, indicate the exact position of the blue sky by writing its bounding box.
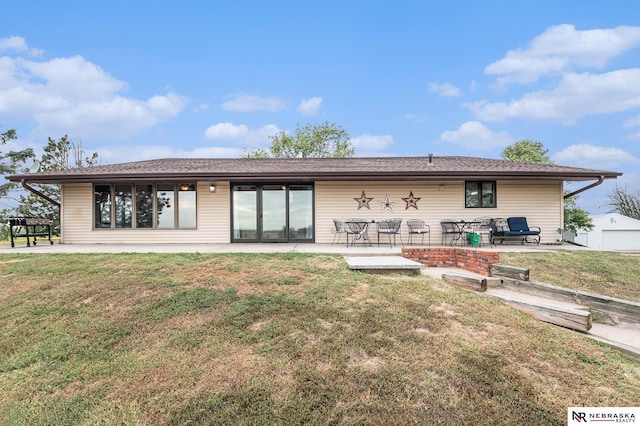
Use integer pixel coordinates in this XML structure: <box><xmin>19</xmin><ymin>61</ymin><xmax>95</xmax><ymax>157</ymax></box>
<box><xmin>2</xmin><ymin>0</ymin><xmax>640</xmax><ymax>213</ymax></box>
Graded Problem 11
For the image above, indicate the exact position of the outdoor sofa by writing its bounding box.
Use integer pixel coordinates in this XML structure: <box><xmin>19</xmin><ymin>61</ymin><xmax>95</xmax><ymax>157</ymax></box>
<box><xmin>490</xmin><ymin>217</ymin><xmax>541</xmax><ymax>245</ymax></box>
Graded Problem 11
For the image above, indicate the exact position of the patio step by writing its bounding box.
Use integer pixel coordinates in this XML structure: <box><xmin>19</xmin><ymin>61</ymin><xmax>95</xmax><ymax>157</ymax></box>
<box><xmin>345</xmin><ymin>256</ymin><xmax>424</xmax><ymax>274</ymax></box>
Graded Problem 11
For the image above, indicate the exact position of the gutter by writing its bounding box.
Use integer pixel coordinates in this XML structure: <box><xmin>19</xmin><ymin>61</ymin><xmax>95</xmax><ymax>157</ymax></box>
<box><xmin>21</xmin><ymin>180</ymin><xmax>61</xmax><ymax>207</ymax></box>
<box><xmin>563</xmin><ymin>176</ymin><xmax>605</xmax><ymax>199</ymax></box>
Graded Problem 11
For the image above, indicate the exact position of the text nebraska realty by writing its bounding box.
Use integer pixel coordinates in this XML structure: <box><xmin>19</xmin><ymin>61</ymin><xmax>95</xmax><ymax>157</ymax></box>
<box><xmin>573</xmin><ymin>411</ymin><xmax>636</xmax><ymax>423</ymax></box>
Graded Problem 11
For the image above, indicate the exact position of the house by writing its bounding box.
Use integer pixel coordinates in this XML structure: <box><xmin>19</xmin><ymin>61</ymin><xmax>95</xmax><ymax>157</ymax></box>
<box><xmin>6</xmin><ymin>156</ymin><xmax>621</xmax><ymax>246</ymax></box>
<box><xmin>571</xmin><ymin>213</ymin><xmax>640</xmax><ymax>250</ymax></box>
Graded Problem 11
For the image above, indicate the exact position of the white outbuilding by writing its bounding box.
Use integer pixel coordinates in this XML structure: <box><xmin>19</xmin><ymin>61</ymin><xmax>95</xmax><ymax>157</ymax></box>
<box><xmin>572</xmin><ymin>213</ymin><xmax>640</xmax><ymax>250</ymax></box>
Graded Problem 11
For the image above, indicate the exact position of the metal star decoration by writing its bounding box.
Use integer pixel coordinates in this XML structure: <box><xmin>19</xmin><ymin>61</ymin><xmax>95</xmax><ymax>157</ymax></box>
<box><xmin>378</xmin><ymin>195</ymin><xmax>396</xmax><ymax>213</ymax></box>
<box><xmin>354</xmin><ymin>191</ymin><xmax>373</xmax><ymax>210</ymax></box>
<box><xmin>402</xmin><ymin>191</ymin><xmax>421</xmax><ymax>210</ymax></box>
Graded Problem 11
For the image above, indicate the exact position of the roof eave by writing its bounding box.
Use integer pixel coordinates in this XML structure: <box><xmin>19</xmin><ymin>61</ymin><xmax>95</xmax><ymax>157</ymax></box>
<box><xmin>7</xmin><ymin>170</ymin><xmax>622</xmax><ymax>184</ymax></box>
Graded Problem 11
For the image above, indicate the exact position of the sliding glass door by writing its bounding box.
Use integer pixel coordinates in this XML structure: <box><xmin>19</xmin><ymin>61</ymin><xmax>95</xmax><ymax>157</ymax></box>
<box><xmin>232</xmin><ymin>185</ymin><xmax>258</xmax><ymax>241</ymax></box>
<box><xmin>231</xmin><ymin>184</ymin><xmax>314</xmax><ymax>243</ymax></box>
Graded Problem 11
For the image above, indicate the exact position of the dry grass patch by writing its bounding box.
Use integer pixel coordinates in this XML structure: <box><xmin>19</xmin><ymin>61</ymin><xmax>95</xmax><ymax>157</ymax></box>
<box><xmin>0</xmin><ymin>252</ymin><xmax>639</xmax><ymax>425</ymax></box>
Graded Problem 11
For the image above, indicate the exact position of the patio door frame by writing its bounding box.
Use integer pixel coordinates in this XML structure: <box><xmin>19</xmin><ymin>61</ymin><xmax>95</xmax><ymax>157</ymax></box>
<box><xmin>230</xmin><ymin>183</ymin><xmax>315</xmax><ymax>243</ymax></box>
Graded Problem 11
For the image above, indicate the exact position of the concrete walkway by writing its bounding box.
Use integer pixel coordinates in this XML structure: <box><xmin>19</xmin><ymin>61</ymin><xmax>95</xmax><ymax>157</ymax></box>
<box><xmin>0</xmin><ymin>242</ymin><xmax>589</xmax><ymax>255</ymax></box>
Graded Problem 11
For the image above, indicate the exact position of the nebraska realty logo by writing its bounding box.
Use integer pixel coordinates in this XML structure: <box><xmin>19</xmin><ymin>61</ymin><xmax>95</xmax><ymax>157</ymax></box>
<box><xmin>568</xmin><ymin>407</ymin><xmax>638</xmax><ymax>424</ymax></box>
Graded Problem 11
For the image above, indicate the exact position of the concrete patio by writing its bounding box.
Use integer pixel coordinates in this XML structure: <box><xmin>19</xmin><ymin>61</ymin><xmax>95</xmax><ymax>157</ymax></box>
<box><xmin>0</xmin><ymin>241</ymin><xmax>594</xmax><ymax>255</ymax></box>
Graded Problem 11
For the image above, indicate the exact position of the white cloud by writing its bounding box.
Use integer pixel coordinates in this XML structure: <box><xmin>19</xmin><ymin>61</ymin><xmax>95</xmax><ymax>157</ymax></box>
<box><xmin>468</xmin><ymin>69</ymin><xmax>640</xmax><ymax>123</ymax></box>
<box><xmin>204</xmin><ymin>122</ymin><xmax>280</xmax><ymax>147</ymax></box>
<box><xmin>297</xmin><ymin>97</ymin><xmax>322</xmax><ymax>116</ymax></box>
<box><xmin>97</xmin><ymin>144</ymin><xmax>245</xmax><ymax>163</ymax></box>
<box><xmin>428</xmin><ymin>82</ymin><xmax>461</xmax><ymax>97</ymax></box>
<box><xmin>440</xmin><ymin>121</ymin><xmax>513</xmax><ymax>150</ymax></box>
<box><xmin>552</xmin><ymin>144</ymin><xmax>639</xmax><ymax>169</ymax></box>
<box><xmin>0</xmin><ymin>42</ymin><xmax>189</xmax><ymax>140</ymax></box>
<box><xmin>623</xmin><ymin>114</ymin><xmax>640</xmax><ymax>128</ymax></box>
<box><xmin>20</xmin><ymin>55</ymin><xmax>126</xmax><ymax>100</ymax></box>
<box><xmin>221</xmin><ymin>94</ymin><xmax>286</xmax><ymax>112</ymax></box>
<box><xmin>193</xmin><ymin>103</ymin><xmax>209</xmax><ymax>113</ymax></box>
<box><xmin>0</xmin><ymin>36</ymin><xmax>43</xmax><ymax>56</ymax></box>
<box><xmin>31</xmin><ymin>93</ymin><xmax>188</xmax><ymax>139</ymax></box>
<box><xmin>204</xmin><ymin>122</ymin><xmax>249</xmax><ymax>140</ymax></box>
<box><xmin>486</xmin><ymin>24</ymin><xmax>640</xmax><ymax>85</ymax></box>
<box><xmin>351</xmin><ymin>134</ymin><xmax>394</xmax><ymax>156</ymax></box>
<box><xmin>623</xmin><ymin>131</ymin><xmax>640</xmax><ymax>141</ymax></box>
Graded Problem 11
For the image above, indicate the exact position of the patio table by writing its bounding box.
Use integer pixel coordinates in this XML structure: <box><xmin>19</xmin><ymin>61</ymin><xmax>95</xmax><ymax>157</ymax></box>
<box><xmin>344</xmin><ymin>219</ymin><xmax>372</xmax><ymax>247</ymax></box>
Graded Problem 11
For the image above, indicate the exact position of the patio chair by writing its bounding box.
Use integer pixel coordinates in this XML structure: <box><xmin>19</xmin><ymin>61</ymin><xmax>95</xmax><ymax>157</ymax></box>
<box><xmin>407</xmin><ymin>219</ymin><xmax>430</xmax><ymax>246</ymax></box>
<box><xmin>459</xmin><ymin>220</ymin><xmax>477</xmax><ymax>246</ymax></box>
<box><xmin>440</xmin><ymin>220</ymin><xmax>462</xmax><ymax>246</ymax></box>
<box><xmin>472</xmin><ymin>217</ymin><xmax>493</xmax><ymax>246</ymax></box>
<box><xmin>345</xmin><ymin>219</ymin><xmax>372</xmax><ymax>247</ymax></box>
<box><xmin>376</xmin><ymin>218</ymin><xmax>403</xmax><ymax>248</ymax></box>
<box><xmin>332</xmin><ymin>219</ymin><xmax>346</xmax><ymax>245</ymax></box>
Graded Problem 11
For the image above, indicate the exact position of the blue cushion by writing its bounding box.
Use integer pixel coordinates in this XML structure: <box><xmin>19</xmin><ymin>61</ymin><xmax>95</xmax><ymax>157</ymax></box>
<box><xmin>503</xmin><ymin>230</ymin><xmax>539</xmax><ymax>236</ymax></box>
<box><xmin>507</xmin><ymin>217</ymin><xmax>530</xmax><ymax>232</ymax></box>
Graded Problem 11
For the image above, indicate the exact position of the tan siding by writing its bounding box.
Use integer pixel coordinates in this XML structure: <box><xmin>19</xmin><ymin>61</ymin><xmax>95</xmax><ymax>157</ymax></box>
<box><xmin>60</xmin><ymin>182</ymin><xmax>231</xmax><ymax>244</ymax></box>
<box><xmin>60</xmin><ymin>183</ymin><xmax>92</xmax><ymax>244</ymax></box>
<box><xmin>493</xmin><ymin>180</ymin><xmax>563</xmax><ymax>244</ymax></box>
<box><xmin>62</xmin><ymin>179</ymin><xmax>563</xmax><ymax>245</ymax></box>
<box><xmin>316</xmin><ymin>180</ymin><xmax>563</xmax><ymax>245</ymax></box>
<box><xmin>316</xmin><ymin>181</ymin><xmax>464</xmax><ymax>245</ymax></box>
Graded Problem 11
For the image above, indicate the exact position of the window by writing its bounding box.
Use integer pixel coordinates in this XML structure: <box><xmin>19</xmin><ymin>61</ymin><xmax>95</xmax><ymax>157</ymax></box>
<box><xmin>94</xmin><ymin>183</ymin><xmax>197</xmax><ymax>229</ymax></box>
<box><xmin>156</xmin><ymin>184</ymin><xmax>175</xmax><ymax>229</ymax></box>
<box><xmin>178</xmin><ymin>184</ymin><xmax>196</xmax><ymax>228</ymax></box>
<box><xmin>114</xmin><ymin>184</ymin><xmax>133</xmax><ymax>228</ymax></box>
<box><xmin>289</xmin><ymin>185</ymin><xmax>313</xmax><ymax>240</ymax></box>
<box><xmin>94</xmin><ymin>185</ymin><xmax>111</xmax><ymax>228</ymax></box>
<box><xmin>465</xmin><ymin>181</ymin><xmax>496</xmax><ymax>208</ymax></box>
<box><xmin>136</xmin><ymin>184</ymin><xmax>154</xmax><ymax>228</ymax></box>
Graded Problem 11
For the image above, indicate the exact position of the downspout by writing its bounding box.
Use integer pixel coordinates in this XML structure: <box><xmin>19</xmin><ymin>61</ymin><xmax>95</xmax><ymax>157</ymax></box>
<box><xmin>21</xmin><ymin>180</ymin><xmax>61</xmax><ymax>207</ymax></box>
<box><xmin>20</xmin><ymin>179</ymin><xmax>62</xmax><ymax>243</ymax></box>
<box><xmin>563</xmin><ymin>176</ymin><xmax>605</xmax><ymax>199</ymax></box>
<box><xmin>21</xmin><ymin>179</ymin><xmax>62</xmax><ymax>242</ymax></box>
<box><xmin>561</xmin><ymin>175</ymin><xmax>604</xmax><ymax>246</ymax></box>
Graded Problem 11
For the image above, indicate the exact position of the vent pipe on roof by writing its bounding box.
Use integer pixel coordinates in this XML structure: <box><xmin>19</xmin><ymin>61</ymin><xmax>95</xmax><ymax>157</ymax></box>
<box><xmin>563</xmin><ymin>175</ymin><xmax>605</xmax><ymax>199</ymax></box>
<box><xmin>428</xmin><ymin>154</ymin><xmax>434</xmax><ymax>166</ymax></box>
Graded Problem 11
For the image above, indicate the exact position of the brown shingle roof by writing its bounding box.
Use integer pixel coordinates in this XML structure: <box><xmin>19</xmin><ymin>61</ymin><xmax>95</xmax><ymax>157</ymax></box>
<box><xmin>6</xmin><ymin>156</ymin><xmax>622</xmax><ymax>183</ymax></box>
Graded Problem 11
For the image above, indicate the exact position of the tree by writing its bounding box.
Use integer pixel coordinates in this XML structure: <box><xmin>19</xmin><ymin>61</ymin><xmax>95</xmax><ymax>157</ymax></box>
<box><xmin>243</xmin><ymin>122</ymin><xmax>354</xmax><ymax>158</ymax></box>
<box><xmin>563</xmin><ymin>195</ymin><xmax>596</xmax><ymax>235</ymax></box>
<box><xmin>501</xmin><ymin>140</ymin><xmax>594</xmax><ymax>236</ymax></box>
<box><xmin>501</xmin><ymin>139</ymin><xmax>553</xmax><ymax>164</ymax></box>
<box><xmin>1</xmin><ymin>127</ymin><xmax>35</xmax><ymax>199</ymax></box>
<box><xmin>607</xmin><ymin>186</ymin><xmax>640</xmax><ymax>220</ymax></box>
<box><xmin>14</xmin><ymin>135</ymin><xmax>99</xmax><ymax>234</ymax></box>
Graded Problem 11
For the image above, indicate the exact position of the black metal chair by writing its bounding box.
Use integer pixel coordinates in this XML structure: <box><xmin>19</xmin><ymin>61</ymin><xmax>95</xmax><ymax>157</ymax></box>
<box><xmin>345</xmin><ymin>219</ymin><xmax>371</xmax><ymax>247</ymax></box>
<box><xmin>472</xmin><ymin>217</ymin><xmax>494</xmax><ymax>246</ymax></box>
<box><xmin>440</xmin><ymin>220</ymin><xmax>462</xmax><ymax>246</ymax></box>
<box><xmin>376</xmin><ymin>218</ymin><xmax>403</xmax><ymax>248</ymax></box>
<box><xmin>407</xmin><ymin>219</ymin><xmax>430</xmax><ymax>246</ymax></box>
<box><xmin>459</xmin><ymin>220</ymin><xmax>477</xmax><ymax>246</ymax></box>
<box><xmin>332</xmin><ymin>219</ymin><xmax>346</xmax><ymax>245</ymax></box>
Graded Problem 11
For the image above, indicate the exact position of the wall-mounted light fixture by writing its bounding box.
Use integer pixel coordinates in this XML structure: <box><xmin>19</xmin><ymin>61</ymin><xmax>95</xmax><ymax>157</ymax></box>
<box><xmin>209</xmin><ymin>184</ymin><xmax>216</xmax><ymax>193</ymax></box>
<box><xmin>180</xmin><ymin>184</ymin><xmax>190</xmax><ymax>191</ymax></box>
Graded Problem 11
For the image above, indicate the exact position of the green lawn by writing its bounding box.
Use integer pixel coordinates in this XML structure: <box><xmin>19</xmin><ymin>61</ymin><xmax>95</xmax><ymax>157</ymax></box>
<box><xmin>0</xmin><ymin>251</ymin><xmax>638</xmax><ymax>425</ymax></box>
<box><xmin>500</xmin><ymin>250</ymin><xmax>640</xmax><ymax>303</ymax></box>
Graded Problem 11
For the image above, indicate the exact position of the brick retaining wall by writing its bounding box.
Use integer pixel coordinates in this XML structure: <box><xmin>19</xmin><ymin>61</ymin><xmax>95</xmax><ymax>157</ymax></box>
<box><xmin>402</xmin><ymin>247</ymin><xmax>500</xmax><ymax>276</ymax></box>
